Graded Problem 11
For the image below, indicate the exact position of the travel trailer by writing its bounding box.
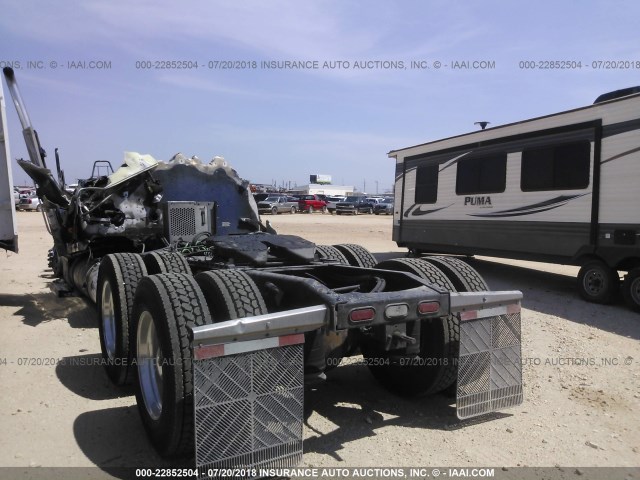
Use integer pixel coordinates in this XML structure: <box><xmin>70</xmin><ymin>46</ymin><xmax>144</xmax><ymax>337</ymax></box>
<box><xmin>389</xmin><ymin>87</ymin><xmax>640</xmax><ymax>311</ymax></box>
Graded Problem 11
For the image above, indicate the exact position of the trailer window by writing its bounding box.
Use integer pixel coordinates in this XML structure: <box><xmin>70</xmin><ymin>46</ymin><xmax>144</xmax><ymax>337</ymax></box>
<box><xmin>521</xmin><ymin>140</ymin><xmax>591</xmax><ymax>191</ymax></box>
<box><xmin>415</xmin><ymin>164</ymin><xmax>438</xmax><ymax>204</ymax></box>
<box><xmin>456</xmin><ymin>153</ymin><xmax>507</xmax><ymax>195</ymax></box>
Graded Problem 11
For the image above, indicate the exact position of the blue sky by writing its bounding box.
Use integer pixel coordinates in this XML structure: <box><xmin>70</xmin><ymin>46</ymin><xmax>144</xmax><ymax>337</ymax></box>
<box><xmin>1</xmin><ymin>0</ymin><xmax>639</xmax><ymax>193</ymax></box>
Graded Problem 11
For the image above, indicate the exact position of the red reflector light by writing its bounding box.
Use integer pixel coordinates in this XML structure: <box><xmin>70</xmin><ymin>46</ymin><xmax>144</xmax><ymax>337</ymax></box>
<box><xmin>418</xmin><ymin>301</ymin><xmax>440</xmax><ymax>314</ymax></box>
<box><xmin>349</xmin><ymin>307</ymin><xmax>376</xmax><ymax>323</ymax></box>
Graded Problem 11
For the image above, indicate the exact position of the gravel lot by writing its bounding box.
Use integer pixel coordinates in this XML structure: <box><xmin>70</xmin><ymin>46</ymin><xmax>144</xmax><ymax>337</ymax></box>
<box><xmin>0</xmin><ymin>211</ymin><xmax>638</xmax><ymax>476</ymax></box>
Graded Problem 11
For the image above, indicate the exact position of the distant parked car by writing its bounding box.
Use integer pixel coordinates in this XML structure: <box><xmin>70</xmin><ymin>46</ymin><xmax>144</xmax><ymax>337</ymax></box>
<box><xmin>326</xmin><ymin>196</ymin><xmax>347</xmax><ymax>214</ymax></box>
<box><xmin>258</xmin><ymin>196</ymin><xmax>299</xmax><ymax>215</ymax></box>
<box><xmin>336</xmin><ymin>196</ymin><xmax>375</xmax><ymax>215</ymax></box>
<box><xmin>366</xmin><ymin>197</ymin><xmax>385</xmax><ymax>204</ymax></box>
<box><xmin>297</xmin><ymin>194</ymin><xmax>328</xmax><ymax>213</ymax></box>
<box><xmin>374</xmin><ymin>197</ymin><xmax>394</xmax><ymax>215</ymax></box>
<box><xmin>17</xmin><ymin>194</ymin><xmax>42</xmax><ymax>211</ymax></box>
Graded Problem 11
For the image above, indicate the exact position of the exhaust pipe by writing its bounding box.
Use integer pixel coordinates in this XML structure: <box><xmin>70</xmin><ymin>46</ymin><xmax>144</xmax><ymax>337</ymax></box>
<box><xmin>2</xmin><ymin>67</ymin><xmax>46</xmax><ymax>168</ymax></box>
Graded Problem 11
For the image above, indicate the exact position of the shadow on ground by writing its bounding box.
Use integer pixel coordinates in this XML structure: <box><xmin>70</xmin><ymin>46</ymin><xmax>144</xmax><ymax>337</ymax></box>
<box><xmin>467</xmin><ymin>258</ymin><xmax>639</xmax><ymax>339</ymax></box>
<box><xmin>56</xmin><ymin>353</ymin><xmax>135</xmax><ymax>400</ymax></box>
<box><xmin>73</xmin><ymin>406</ymin><xmax>176</xmax><ymax>479</ymax></box>
<box><xmin>0</xmin><ymin>289</ymin><xmax>96</xmax><ymax>328</ymax></box>
<box><xmin>303</xmin><ymin>363</ymin><xmax>510</xmax><ymax>461</ymax></box>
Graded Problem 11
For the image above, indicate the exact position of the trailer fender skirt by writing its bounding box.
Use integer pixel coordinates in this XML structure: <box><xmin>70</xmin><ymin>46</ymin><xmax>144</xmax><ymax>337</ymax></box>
<box><xmin>452</xmin><ymin>292</ymin><xmax>523</xmax><ymax>420</ymax></box>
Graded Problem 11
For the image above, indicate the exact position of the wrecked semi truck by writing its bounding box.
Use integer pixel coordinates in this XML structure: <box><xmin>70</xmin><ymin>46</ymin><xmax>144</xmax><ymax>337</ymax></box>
<box><xmin>0</xmin><ymin>67</ymin><xmax>523</xmax><ymax>474</ymax></box>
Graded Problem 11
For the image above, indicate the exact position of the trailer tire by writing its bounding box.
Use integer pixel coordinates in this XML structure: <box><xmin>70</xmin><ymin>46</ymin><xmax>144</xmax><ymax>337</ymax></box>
<box><xmin>97</xmin><ymin>253</ymin><xmax>147</xmax><ymax>385</ymax></box>
<box><xmin>362</xmin><ymin>258</ymin><xmax>459</xmax><ymax>396</ymax></box>
<box><xmin>144</xmin><ymin>251</ymin><xmax>190</xmax><ymax>275</ymax></box>
<box><xmin>315</xmin><ymin>245</ymin><xmax>349</xmax><ymax>264</ymax></box>
<box><xmin>577</xmin><ymin>260</ymin><xmax>619</xmax><ymax>304</ymax></box>
<box><xmin>131</xmin><ymin>273</ymin><xmax>212</xmax><ymax>458</ymax></box>
<box><xmin>420</xmin><ymin>256</ymin><xmax>489</xmax><ymax>292</ymax></box>
<box><xmin>623</xmin><ymin>268</ymin><xmax>640</xmax><ymax>312</ymax></box>
<box><xmin>195</xmin><ymin>270</ymin><xmax>268</xmax><ymax>321</ymax></box>
<box><xmin>333</xmin><ymin>244</ymin><xmax>377</xmax><ymax>268</ymax></box>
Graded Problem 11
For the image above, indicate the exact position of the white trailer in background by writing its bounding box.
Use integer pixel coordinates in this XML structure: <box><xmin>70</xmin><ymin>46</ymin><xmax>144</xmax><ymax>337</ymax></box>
<box><xmin>0</xmin><ymin>78</ymin><xmax>18</xmax><ymax>252</ymax></box>
<box><xmin>389</xmin><ymin>87</ymin><xmax>640</xmax><ymax>311</ymax></box>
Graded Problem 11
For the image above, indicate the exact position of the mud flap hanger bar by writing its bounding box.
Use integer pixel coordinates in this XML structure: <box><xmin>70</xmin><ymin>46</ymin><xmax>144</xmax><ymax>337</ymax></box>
<box><xmin>190</xmin><ymin>304</ymin><xmax>329</xmax><ymax>349</ymax></box>
<box><xmin>449</xmin><ymin>290</ymin><xmax>523</xmax><ymax>314</ymax></box>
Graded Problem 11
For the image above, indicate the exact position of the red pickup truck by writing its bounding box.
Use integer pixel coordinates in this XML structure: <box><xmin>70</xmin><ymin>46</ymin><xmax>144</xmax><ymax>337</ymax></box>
<box><xmin>296</xmin><ymin>194</ymin><xmax>328</xmax><ymax>213</ymax></box>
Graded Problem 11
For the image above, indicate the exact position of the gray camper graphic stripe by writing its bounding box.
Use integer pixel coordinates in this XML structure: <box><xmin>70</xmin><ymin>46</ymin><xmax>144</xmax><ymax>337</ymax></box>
<box><xmin>467</xmin><ymin>193</ymin><xmax>589</xmax><ymax>218</ymax></box>
<box><xmin>601</xmin><ymin>145</ymin><xmax>640</xmax><ymax>165</ymax></box>
<box><xmin>405</xmin><ymin>203</ymin><xmax>454</xmax><ymax>217</ymax></box>
<box><xmin>601</xmin><ymin>118</ymin><xmax>640</xmax><ymax>139</ymax></box>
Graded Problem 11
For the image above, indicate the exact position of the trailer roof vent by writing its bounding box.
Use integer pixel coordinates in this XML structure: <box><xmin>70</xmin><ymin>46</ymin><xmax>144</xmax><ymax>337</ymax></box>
<box><xmin>594</xmin><ymin>86</ymin><xmax>640</xmax><ymax>104</ymax></box>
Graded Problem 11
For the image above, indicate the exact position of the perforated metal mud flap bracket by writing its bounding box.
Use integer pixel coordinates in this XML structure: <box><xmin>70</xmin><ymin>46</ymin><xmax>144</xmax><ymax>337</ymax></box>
<box><xmin>451</xmin><ymin>292</ymin><xmax>523</xmax><ymax>420</ymax></box>
<box><xmin>191</xmin><ymin>334</ymin><xmax>307</xmax><ymax>479</ymax></box>
<box><xmin>189</xmin><ymin>305</ymin><xmax>326</xmax><ymax>478</ymax></box>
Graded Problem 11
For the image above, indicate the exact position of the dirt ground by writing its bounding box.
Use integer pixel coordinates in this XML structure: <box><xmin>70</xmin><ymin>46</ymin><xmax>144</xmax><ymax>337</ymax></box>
<box><xmin>0</xmin><ymin>211</ymin><xmax>638</xmax><ymax>475</ymax></box>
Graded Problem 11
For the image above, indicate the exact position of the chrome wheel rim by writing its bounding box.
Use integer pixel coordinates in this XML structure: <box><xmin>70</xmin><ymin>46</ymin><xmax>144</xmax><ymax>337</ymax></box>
<box><xmin>101</xmin><ymin>280</ymin><xmax>116</xmax><ymax>359</ymax></box>
<box><xmin>137</xmin><ymin>311</ymin><xmax>163</xmax><ymax>420</ymax></box>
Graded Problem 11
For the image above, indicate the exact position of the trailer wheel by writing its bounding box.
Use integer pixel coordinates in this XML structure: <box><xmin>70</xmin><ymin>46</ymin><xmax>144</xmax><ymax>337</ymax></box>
<box><xmin>333</xmin><ymin>244</ymin><xmax>377</xmax><ymax>268</ymax></box>
<box><xmin>623</xmin><ymin>268</ymin><xmax>640</xmax><ymax>312</ymax></box>
<box><xmin>577</xmin><ymin>260</ymin><xmax>619</xmax><ymax>304</ymax></box>
<box><xmin>315</xmin><ymin>245</ymin><xmax>349</xmax><ymax>264</ymax></box>
<box><xmin>131</xmin><ymin>273</ymin><xmax>212</xmax><ymax>458</ymax></box>
<box><xmin>195</xmin><ymin>270</ymin><xmax>268</xmax><ymax>321</ymax></box>
<box><xmin>420</xmin><ymin>256</ymin><xmax>489</xmax><ymax>292</ymax></box>
<box><xmin>144</xmin><ymin>251</ymin><xmax>190</xmax><ymax>275</ymax></box>
<box><xmin>97</xmin><ymin>253</ymin><xmax>147</xmax><ymax>385</ymax></box>
<box><xmin>361</xmin><ymin>258</ymin><xmax>459</xmax><ymax>396</ymax></box>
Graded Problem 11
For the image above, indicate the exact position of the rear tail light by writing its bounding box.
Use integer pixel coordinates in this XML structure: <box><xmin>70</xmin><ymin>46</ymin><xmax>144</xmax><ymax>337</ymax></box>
<box><xmin>418</xmin><ymin>301</ymin><xmax>440</xmax><ymax>315</ymax></box>
<box><xmin>349</xmin><ymin>307</ymin><xmax>376</xmax><ymax>323</ymax></box>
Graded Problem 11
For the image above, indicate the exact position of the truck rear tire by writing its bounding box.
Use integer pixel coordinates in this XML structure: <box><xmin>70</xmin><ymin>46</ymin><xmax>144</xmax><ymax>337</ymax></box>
<box><xmin>420</xmin><ymin>256</ymin><xmax>489</xmax><ymax>292</ymax></box>
<box><xmin>623</xmin><ymin>268</ymin><xmax>640</xmax><ymax>312</ymax></box>
<box><xmin>315</xmin><ymin>245</ymin><xmax>349</xmax><ymax>264</ymax></box>
<box><xmin>144</xmin><ymin>251</ymin><xmax>190</xmax><ymax>275</ymax></box>
<box><xmin>195</xmin><ymin>270</ymin><xmax>268</xmax><ymax>321</ymax></box>
<box><xmin>97</xmin><ymin>253</ymin><xmax>147</xmax><ymax>385</ymax></box>
<box><xmin>333</xmin><ymin>244</ymin><xmax>377</xmax><ymax>268</ymax></box>
<box><xmin>131</xmin><ymin>273</ymin><xmax>212</xmax><ymax>458</ymax></box>
<box><xmin>577</xmin><ymin>260</ymin><xmax>619</xmax><ymax>304</ymax></box>
<box><xmin>362</xmin><ymin>258</ymin><xmax>459</xmax><ymax>396</ymax></box>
